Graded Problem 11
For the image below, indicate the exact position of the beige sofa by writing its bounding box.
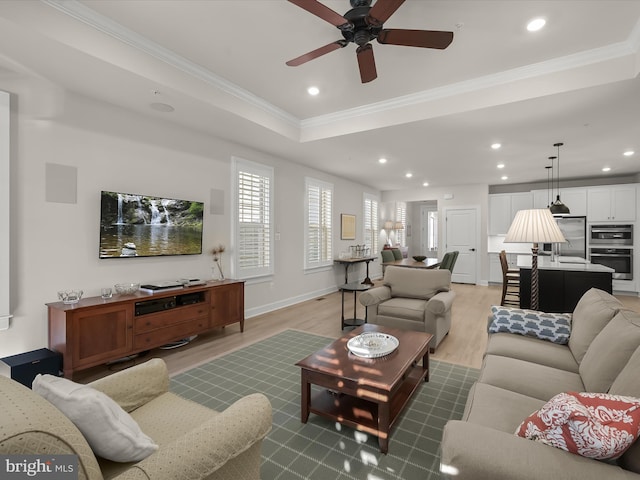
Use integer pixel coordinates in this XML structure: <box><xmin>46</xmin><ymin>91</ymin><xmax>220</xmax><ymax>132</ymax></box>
<box><xmin>0</xmin><ymin>358</ymin><xmax>272</xmax><ymax>480</ymax></box>
<box><xmin>359</xmin><ymin>266</ymin><xmax>455</xmax><ymax>351</ymax></box>
<box><xmin>441</xmin><ymin>288</ymin><xmax>640</xmax><ymax>479</ymax></box>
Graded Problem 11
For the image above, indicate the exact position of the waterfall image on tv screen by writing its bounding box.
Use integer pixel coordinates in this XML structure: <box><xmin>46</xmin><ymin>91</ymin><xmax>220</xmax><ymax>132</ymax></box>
<box><xmin>99</xmin><ymin>191</ymin><xmax>204</xmax><ymax>258</ymax></box>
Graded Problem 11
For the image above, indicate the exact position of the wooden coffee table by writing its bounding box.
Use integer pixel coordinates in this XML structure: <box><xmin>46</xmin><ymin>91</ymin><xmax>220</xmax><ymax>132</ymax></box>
<box><xmin>295</xmin><ymin>324</ymin><xmax>432</xmax><ymax>453</ymax></box>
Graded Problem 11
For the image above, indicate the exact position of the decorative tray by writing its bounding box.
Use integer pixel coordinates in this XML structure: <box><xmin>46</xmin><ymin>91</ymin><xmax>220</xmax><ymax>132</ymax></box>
<box><xmin>347</xmin><ymin>333</ymin><xmax>399</xmax><ymax>358</ymax></box>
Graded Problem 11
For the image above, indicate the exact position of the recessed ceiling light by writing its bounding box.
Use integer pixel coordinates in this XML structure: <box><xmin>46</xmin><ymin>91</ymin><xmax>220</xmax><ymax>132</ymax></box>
<box><xmin>307</xmin><ymin>86</ymin><xmax>320</xmax><ymax>96</ymax></box>
<box><xmin>491</xmin><ymin>143</ymin><xmax>501</xmax><ymax>150</ymax></box>
<box><xmin>497</xmin><ymin>163</ymin><xmax>505</xmax><ymax>169</ymax></box>
<box><xmin>378</xmin><ymin>157</ymin><xmax>387</xmax><ymax>164</ymax></box>
<box><xmin>501</xmin><ymin>175</ymin><xmax>508</xmax><ymax>181</ymax></box>
<box><xmin>422</xmin><ymin>182</ymin><xmax>429</xmax><ymax>187</ymax></box>
<box><xmin>405</xmin><ymin>172</ymin><xmax>413</xmax><ymax>178</ymax></box>
<box><xmin>602</xmin><ymin>167</ymin><xmax>611</xmax><ymax>172</ymax></box>
<box><xmin>527</xmin><ymin>18</ymin><xmax>546</xmax><ymax>32</ymax></box>
<box><xmin>623</xmin><ymin>150</ymin><xmax>635</xmax><ymax>156</ymax></box>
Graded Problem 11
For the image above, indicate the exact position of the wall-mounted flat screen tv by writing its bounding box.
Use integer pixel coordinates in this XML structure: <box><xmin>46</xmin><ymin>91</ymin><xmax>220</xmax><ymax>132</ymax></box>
<box><xmin>99</xmin><ymin>190</ymin><xmax>204</xmax><ymax>258</ymax></box>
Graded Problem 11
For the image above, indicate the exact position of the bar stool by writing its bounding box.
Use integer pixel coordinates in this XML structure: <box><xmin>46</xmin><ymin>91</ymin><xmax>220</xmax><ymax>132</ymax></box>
<box><xmin>500</xmin><ymin>250</ymin><xmax>520</xmax><ymax>307</ymax></box>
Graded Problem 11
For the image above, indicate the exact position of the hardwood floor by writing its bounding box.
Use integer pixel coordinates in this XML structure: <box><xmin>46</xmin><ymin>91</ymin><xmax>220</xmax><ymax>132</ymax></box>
<box><xmin>76</xmin><ymin>283</ymin><xmax>640</xmax><ymax>382</ymax></box>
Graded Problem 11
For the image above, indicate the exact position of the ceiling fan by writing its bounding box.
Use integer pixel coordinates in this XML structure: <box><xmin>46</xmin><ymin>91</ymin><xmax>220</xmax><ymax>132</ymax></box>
<box><xmin>286</xmin><ymin>0</ymin><xmax>454</xmax><ymax>83</ymax></box>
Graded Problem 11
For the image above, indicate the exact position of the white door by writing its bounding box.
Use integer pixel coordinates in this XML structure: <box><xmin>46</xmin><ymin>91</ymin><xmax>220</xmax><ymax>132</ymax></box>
<box><xmin>444</xmin><ymin>207</ymin><xmax>479</xmax><ymax>284</ymax></box>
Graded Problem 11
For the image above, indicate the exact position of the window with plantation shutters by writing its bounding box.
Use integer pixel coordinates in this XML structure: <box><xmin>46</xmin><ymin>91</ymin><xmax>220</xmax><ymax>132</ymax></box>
<box><xmin>396</xmin><ymin>202</ymin><xmax>407</xmax><ymax>247</ymax></box>
<box><xmin>232</xmin><ymin>158</ymin><xmax>274</xmax><ymax>279</ymax></box>
<box><xmin>364</xmin><ymin>193</ymin><xmax>379</xmax><ymax>255</ymax></box>
<box><xmin>305</xmin><ymin>178</ymin><xmax>333</xmax><ymax>269</ymax></box>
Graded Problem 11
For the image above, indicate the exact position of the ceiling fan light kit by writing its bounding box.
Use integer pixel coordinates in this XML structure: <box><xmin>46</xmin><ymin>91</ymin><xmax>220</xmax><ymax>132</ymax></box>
<box><xmin>286</xmin><ymin>0</ymin><xmax>454</xmax><ymax>83</ymax></box>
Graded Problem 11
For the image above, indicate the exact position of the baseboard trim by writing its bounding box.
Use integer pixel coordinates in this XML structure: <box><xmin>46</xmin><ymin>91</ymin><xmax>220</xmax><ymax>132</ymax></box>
<box><xmin>245</xmin><ymin>285</ymin><xmax>338</xmax><ymax>319</ymax></box>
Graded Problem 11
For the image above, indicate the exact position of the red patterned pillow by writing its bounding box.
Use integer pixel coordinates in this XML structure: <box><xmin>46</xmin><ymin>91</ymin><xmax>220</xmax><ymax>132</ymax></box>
<box><xmin>516</xmin><ymin>392</ymin><xmax>640</xmax><ymax>460</ymax></box>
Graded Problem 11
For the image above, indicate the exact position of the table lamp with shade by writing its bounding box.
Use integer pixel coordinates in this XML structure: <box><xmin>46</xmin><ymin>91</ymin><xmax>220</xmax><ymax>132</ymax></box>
<box><xmin>504</xmin><ymin>209</ymin><xmax>566</xmax><ymax>310</ymax></box>
<box><xmin>383</xmin><ymin>221</ymin><xmax>394</xmax><ymax>246</ymax></box>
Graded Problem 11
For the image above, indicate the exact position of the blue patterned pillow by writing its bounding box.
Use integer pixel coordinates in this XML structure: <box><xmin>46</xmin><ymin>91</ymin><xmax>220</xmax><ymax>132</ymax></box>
<box><xmin>489</xmin><ymin>306</ymin><xmax>572</xmax><ymax>344</ymax></box>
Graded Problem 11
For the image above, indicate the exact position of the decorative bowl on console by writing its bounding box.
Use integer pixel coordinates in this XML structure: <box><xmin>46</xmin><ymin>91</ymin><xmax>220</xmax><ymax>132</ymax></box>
<box><xmin>114</xmin><ymin>283</ymin><xmax>140</xmax><ymax>295</ymax></box>
<box><xmin>412</xmin><ymin>255</ymin><xmax>427</xmax><ymax>262</ymax></box>
<box><xmin>58</xmin><ymin>289</ymin><xmax>83</xmax><ymax>304</ymax></box>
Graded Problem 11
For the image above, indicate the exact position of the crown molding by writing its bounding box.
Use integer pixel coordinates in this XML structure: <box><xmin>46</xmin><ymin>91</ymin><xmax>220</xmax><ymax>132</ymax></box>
<box><xmin>301</xmin><ymin>36</ymin><xmax>639</xmax><ymax>129</ymax></box>
<box><xmin>41</xmin><ymin>0</ymin><xmax>300</xmax><ymax>129</ymax></box>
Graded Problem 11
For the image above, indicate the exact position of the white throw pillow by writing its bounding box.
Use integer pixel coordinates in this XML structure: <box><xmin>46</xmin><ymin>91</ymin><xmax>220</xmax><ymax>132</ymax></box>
<box><xmin>32</xmin><ymin>374</ymin><xmax>158</xmax><ymax>462</ymax></box>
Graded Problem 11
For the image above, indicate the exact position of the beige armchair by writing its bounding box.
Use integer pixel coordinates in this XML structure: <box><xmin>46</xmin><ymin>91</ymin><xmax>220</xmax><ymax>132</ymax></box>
<box><xmin>0</xmin><ymin>358</ymin><xmax>272</xmax><ymax>480</ymax></box>
<box><xmin>359</xmin><ymin>266</ymin><xmax>456</xmax><ymax>351</ymax></box>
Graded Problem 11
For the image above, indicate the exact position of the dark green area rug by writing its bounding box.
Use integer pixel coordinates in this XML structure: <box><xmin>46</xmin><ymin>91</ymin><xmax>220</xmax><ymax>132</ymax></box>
<box><xmin>170</xmin><ymin>329</ymin><xmax>479</xmax><ymax>479</ymax></box>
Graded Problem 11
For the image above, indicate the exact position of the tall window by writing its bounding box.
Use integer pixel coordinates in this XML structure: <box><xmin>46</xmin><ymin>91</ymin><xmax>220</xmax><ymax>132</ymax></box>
<box><xmin>428</xmin><ymin>210</ymin><xmax>438</xmax><ymax>250</ymax></box>
<box><xmin>232</xmin><ymin>157</ymin><xmax>274</xmax><ymax>279</ymax></box>
<box><xmin>363</xmin><ymin>193</ymin><xmax>379</xmax><ymax>255</ymax></box>
<box><xmin>305</xmin><ymin>178</ymin><xmax>333</xmax><ymax>269</ymax></box>
<box><xmin>396</xmin><ymin>202</ymin><xmax>407</xmax><ymax>247</ymax></box>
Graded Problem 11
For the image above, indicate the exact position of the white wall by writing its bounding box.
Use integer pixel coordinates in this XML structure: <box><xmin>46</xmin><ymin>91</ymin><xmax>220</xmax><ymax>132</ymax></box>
<box><xmin>0</xmin><ymin>91</ymin><xmax>9</xmax><ymax>331</ymax></box>
<box><xmin>1</xmin><ymin>83</ymin><xmax>380</xmax><ymax>357</ymax></box>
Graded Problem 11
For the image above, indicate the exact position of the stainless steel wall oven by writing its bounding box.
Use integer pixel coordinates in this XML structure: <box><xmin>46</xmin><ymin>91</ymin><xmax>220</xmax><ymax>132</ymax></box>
<box><xmin>589</xmin><ymin>247</ymin><xmax>633</xmax><ymax>280</ymax></box>
<box><xmin>590</xmin><ymin>225</ymin><xmax>633</xmax><ymax>245</ymax></box>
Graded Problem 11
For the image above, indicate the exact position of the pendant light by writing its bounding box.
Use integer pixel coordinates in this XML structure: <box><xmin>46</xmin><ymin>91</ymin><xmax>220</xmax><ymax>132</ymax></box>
<box><xmin>545</xmin><ymin>164</ymin><xmax>553</xmax><ymax>208</ymax></box>
<box><xmin>549</xmin><ymin>142</ymin><xmax>570</xmax><ymax>215</ymax></box>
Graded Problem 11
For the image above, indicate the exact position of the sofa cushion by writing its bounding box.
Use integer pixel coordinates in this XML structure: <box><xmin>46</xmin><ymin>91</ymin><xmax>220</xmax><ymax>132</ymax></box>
<box><xmin>485</xmin><ymin>333</ymin><xmax>579</xmax><ymax>373</ymax></box>
<box><xmin>462</xmin><ymin>382</ymin><xmax>546</xmax><ymax>433</ymax></box>
<box><xmin>378</xmin><ymin>297</ymin><xmax>426</xmax><ymax>321</ymax></box>
<box><xmin>33</xmin><ymin>374</ymin><xmax>158</xmax><ymax>462</ymax></box>
<box><xmin>516</xmin><ymin>392</ymin><xmax>640</xmax><ymax>460</ymax></box>
<box><xmin>488</xmin><ymin>306</ymin><xmax>571</xmax><ymax>344</ymax></box>
<box><xmin>569</xmin><ymin>288</ymin><xmax>623</xmax><ymax>364</ymax></box>
<box><xmin>594</xmin><ymin>345</ymin><xmax>640</xmax><ymax>474</ymax></box>
<box><xmin>383</xmin><ymin>266</ymin><xmax>450</xmax><ymax>300</ymax></box>
<box><xmin>579</xmin><ymin>310</ymin><xmax>640</xmax><ymax>393</ymax></box>
<box><xmin>478</xmin><ymin>355</ymin><xmax>584</xmax><ymax>401</ymax></box>
<box><xmin>609</xmin><ymin>345</ymin><xmax>640</xmax><ymax>398</ymax></box>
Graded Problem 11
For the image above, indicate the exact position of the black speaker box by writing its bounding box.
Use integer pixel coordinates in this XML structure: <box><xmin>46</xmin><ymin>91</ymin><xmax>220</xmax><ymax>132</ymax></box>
<box><xmin>0</xmin><ymin>348</ymin><xmax>62</xmax><ymax>388</ymax></box>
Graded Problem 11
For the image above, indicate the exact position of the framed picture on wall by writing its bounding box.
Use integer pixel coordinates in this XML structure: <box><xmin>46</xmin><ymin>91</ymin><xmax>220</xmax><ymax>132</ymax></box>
<box><xmin>341</xmin><ymin>214</ymin><xmax>356</xmax><ymax>240</ymax></box>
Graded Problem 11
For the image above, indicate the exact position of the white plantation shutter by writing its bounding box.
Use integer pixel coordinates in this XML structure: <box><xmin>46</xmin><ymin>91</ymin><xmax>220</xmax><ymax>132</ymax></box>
<box><xmin>364</xmin><ymin>194</ymin><xmax>379</xmax><ymax>255</ymax></box>
<box><xmin>305</xmin><ymin>178</ymin><xmax>333</xmax><ymax>269</ymax></box>
<box><xmin>233</xmin><ymin>158</ymin><xmax>274</xmax><ymax>279</ymax></box>
<box><xmin>396</xmin><ymin>202</ymin><xmax>407</xmax><ymax>247</ymax></box>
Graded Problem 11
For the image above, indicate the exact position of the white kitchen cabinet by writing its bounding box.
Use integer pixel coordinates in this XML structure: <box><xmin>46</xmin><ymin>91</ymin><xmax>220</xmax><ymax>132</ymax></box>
<box><xmin>557</xmin><ymin>189</ymin><xmax>587</xmax><ymax>216</ymax></box>
<box><xmin>587</xmin><ymin>186</ymin><xmax>636</xmax><ymax>222</ymax></box>
<box><xmin>532</xmin><ymin>188</ymin><xmax>587</xmax><ymax>216</ymax></box>
<box><xmin>488</xmin><ymin>193</ymin><xmax>533</xmax><ymax>235</ymax></box>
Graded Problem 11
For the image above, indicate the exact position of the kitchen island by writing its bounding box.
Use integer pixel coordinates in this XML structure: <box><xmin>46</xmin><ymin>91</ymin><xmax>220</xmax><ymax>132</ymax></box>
<box><xmin>516</xmin><ymin>255</ymin><xmax>614</xmax><ymax>313</ymax></box>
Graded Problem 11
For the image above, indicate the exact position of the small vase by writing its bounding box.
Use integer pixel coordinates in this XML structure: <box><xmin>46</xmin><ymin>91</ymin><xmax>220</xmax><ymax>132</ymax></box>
<box><xmin>212</xmin><ymin>260</ymin><xmax>225</xmax><ymax>281</ymax></box>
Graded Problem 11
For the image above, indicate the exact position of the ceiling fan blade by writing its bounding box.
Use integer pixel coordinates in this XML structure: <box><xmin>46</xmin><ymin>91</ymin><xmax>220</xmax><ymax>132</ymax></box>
<box><xmin>378</xmin><ymin>29</ymin><xmax>454</xmax><ymax>49</ymax></box>
<box><xmin>366</xmin><ymin>0</ymin><xmax>406</xmax><ymax>27</ymax></box>
<box><xmin>287</xmin><ymin>0</ymin><xmax>350</xmax><ymax>28</ymax></box>
<box><xmin>356</xmin><ymin>44</ymin><xmax>377</xmax><ymax>83</ymax></box>
<box><xmin>286</xmin><ymin>40</ymin><xmax>347</xmax><ymax>67</ymax></box>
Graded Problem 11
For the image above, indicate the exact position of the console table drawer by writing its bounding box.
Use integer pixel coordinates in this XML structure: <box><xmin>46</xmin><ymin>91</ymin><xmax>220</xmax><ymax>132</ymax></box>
<box><xmin>134</xmin><ymin>317</ymin><xmax>208</xmax><ymax>350</ymax></box>
<box><xmin>134</xmin><ymin>304</ymin><xmax>209</xmax><ymax>333</ymax></box>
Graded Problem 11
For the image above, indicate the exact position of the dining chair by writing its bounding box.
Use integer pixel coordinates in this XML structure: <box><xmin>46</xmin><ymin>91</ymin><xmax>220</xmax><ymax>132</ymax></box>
<box><xmin>438</xmin><ymin>251</ymin><xmax>459</xmax><ymax>273</ymax></box>
<box><xmin>499</xmin><ymin>250</ymin><xmax>520</xmax><ymax>306</ymax></box>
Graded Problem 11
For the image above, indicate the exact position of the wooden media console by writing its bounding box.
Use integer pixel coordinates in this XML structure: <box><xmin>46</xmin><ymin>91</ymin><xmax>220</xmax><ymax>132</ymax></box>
<box><xmin>47</xmin><ymin>280</ymin><xmax>244</xmax><ymax>378</ymax></box>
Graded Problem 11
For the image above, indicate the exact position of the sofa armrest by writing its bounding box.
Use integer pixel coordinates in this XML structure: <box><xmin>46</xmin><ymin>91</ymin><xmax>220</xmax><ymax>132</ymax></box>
<box><xmin>89</xmin><ymin>358</ymin><xmax>169</xmax><ymax>413</ymax></box>
<box><xmin>426</xmin><ymin>290</ymin><xmax>456</xmax><ymax>315</ymax></box>
<box><xmin>359</xmin><ymin>286</ymin><xmax>391</xmax><ymax>307</ymax></box>
<box><xmin>112</xmin><ymin>393</ymin><xmax>272</xmax><ymax>480</ymax></box>
<box><xmin>441</xmin><ymin>420</ymin><xmax>638</xmax><ymax>480</ymax></box>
